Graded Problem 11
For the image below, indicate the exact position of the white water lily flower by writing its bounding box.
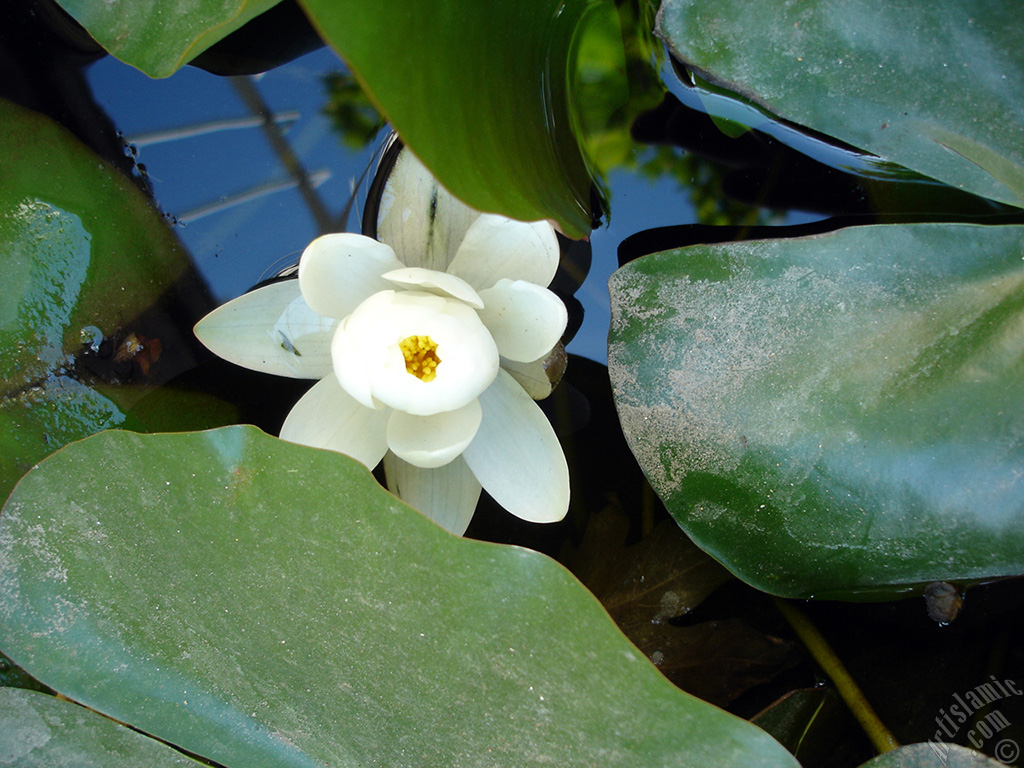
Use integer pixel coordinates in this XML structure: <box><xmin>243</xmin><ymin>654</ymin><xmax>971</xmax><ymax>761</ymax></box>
<box><xmin>195</xmin><ymin>149</ymin><xmax>570</xmax><ymax>535</ymax></box>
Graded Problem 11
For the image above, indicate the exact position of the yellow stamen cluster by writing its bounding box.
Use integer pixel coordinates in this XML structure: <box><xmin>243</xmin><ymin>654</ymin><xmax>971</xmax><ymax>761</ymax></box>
<box><xmin>399</xmin><ymin>335</ymin><xmax>441</xmax><ymax>382</ymax></box>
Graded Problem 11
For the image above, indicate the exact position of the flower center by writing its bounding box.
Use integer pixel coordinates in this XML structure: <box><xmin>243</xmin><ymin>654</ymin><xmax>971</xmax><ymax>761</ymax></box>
<box><xmin>399</xmin><ymin>335</ymin><xmax>441</xmax><ymax>382</ymax></box>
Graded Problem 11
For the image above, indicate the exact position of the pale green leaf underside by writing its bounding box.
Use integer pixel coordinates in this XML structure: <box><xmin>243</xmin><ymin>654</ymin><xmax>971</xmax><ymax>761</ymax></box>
<box><xmin>55</xmin><ymin>0</ymin><xmax>284</xmax><ymax>78</ymax></box>
<box><xmin>658</xmin><ymin>0</ymin><xmax>1024</xmax><ymax>207</ymax></box>
<box><xmin>0</xmin><ymin>426</ymin><xmax>796</xmax><ymax>768</ymax></box>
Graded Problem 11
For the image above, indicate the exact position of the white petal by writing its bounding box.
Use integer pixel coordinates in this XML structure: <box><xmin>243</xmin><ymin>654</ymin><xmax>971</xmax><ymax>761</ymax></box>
<box><xmin>333</xmin><ymin>290</ymin><xmax>499</xmax><ymax>416</ymax></box>
<box><xmin>330</xmin><ymin>313</ymin><xmax>383</xmax><ymax>410</ymax></box>
<box><xmin>477</xmin><ymin>279</ymin><xmax>567</xmax><ymax>362</ymax></box>
<box><xmin>501</xmin><ymin>357</ymin><xmax>552</xmax><ymax>400</ymax></box>
<box><xmin>194</xmin><ymin>280</ymin><xmax>336</xmax><ymax>379</ymax></box>
<box><xmin>501</xmin><ymin>343</ymin><xmax>567</xmax><ymax>400</ymax></box>
<box><xmin>446</xmin><ymin>215</ymin><xmax>559</xmax><ymax>290</ymax></box>
<box><xmin>298</xmin><ymin>233</ymin><xmax>403</xmax><ymax>319</ymax></box>
<box><xmin>376</xmin><ymin>147</ymin><xmax>480</xmax><ymax>272</ymax></box>
<box><xmin>386</xmin><ymin>399</ymin><xmax>482</xmax><ymax>468</ymax></box>
<box><xmin>279</xmin><ymin>373</ymin><xmax>389</xmax><ymax>469</ymax></box>
<box><xmin>383</xmin><ymin>453</ymin><xmax>481</xmax><ymax>535</ymax></box>
<box><xmin>463</xmin><ymin>369</ymin><xmax>569</xmax><ymax>523</ymax></box>
<box><xmin>382</xmin><ymin>267</ymin><xmax>483</xmax><ymax>309</ymax></box>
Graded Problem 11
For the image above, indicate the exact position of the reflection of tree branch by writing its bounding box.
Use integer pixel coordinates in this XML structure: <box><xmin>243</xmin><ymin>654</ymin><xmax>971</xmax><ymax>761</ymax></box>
<box><xmin>178</xmin><ymin>171</ymin><xmax>331</xmax><ymax>225</ymax></box>
<box><xmin>230</xmin><ymin>75</ymin><xmax>334</xmax><ymax>233</ymax></box>
<box><xmin>127</xmin><ymin>113</ymin><xmax>299</xmax><ymax>147</ymax></box>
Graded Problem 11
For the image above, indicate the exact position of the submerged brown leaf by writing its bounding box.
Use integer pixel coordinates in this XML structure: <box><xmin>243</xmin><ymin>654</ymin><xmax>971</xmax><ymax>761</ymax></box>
<box><xmin>567</xmin><ymin>504</ymin><xmax>800</xmax><ymax>706</ymax></box>
<box><xmin>568</xmin><ymin>504</ymin><xmax>731</xmax><ymax>614</ymax></box>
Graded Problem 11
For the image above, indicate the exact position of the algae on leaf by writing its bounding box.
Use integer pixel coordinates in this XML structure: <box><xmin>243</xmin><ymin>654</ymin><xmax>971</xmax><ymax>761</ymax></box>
<box><xmin>609</xmin><ymin>223</ymin><xmax>1024</xmax><ymax>600</ymax></box>
<box><xmin>0</xmin><ymin>426</ymin><xmax>798</xmax><ymax>768</ymax></box>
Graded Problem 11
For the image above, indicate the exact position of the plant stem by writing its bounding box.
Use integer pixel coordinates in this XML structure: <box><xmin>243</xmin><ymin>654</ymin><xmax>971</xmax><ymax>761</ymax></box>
<box><xmin>773</xmin><ymin>597</ymin><xmax>900</xmax><ymax>754</ymax></box>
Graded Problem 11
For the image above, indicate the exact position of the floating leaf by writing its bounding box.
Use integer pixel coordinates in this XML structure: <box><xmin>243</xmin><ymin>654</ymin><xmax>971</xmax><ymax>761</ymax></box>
<box><xmin>0</xmin><ymin>98</ymin><xmax>227</xmax><ymax>505</ymax></box>
<box><xmin>0</xmin><ymin>688</ymin><xmax>204</xmax><ymax>767</ymax></box>
<box><xmin>0</xmin><ymin>426</ymin><xmax>798</xmax><ymax>767</ymax></box>
<box><xmin>857</xmin><ymin>742</ymin><xmax>1008</xmax><ymax>767</ymax></box>
<box><xmin>608</xmin><ymin>223</ymin><xmax>1024</xmax><ymax>600</ymax></box>
<box><xmin>52</xmin><ymin>0</ymin><xmax>283</xmax><ymax>78</ymax></box>
<box><xmin>657</xmin><ymin>0</ymin><xmax>1024</xmax><ymax>207</ymax></box>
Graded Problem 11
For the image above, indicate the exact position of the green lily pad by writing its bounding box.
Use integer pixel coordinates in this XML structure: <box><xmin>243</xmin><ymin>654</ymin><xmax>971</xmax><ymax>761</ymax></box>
<box><xmin>299</xmin><ymin>0</ymin><xmax>597</xmax><ymax>237</ymax></box>
<box><xmin>52</xmin><ymin>0</ymin><xmax>283</xmax><ymax>78</ymax></box>
<box><xmin>657</xmin><ymin>0</ymin><xmax>1024</xmax><ymax>207</ymax></box>
<box><xmin>608</xmin><ymin>223</ymin><xmax>1024</xmax><ymax>600</ymax></box>
<box><xmin>0</xmin><ymin>98</ymin><xmax>224</xmax><ymax>505</ymax></box>
<box><xmin>0</xmin><ymin>687</ymin><xmax>204</xmax><ymax>767</ymax></box>
<box><xmin>857</xmin><ymin>742</ymin><xmax>1008</xmax><ymax>767</ymax></box>
<box><xmin>0</xmin><ymin>426</ymin><xmax>797</xmax><ymax>767</ymax></box>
